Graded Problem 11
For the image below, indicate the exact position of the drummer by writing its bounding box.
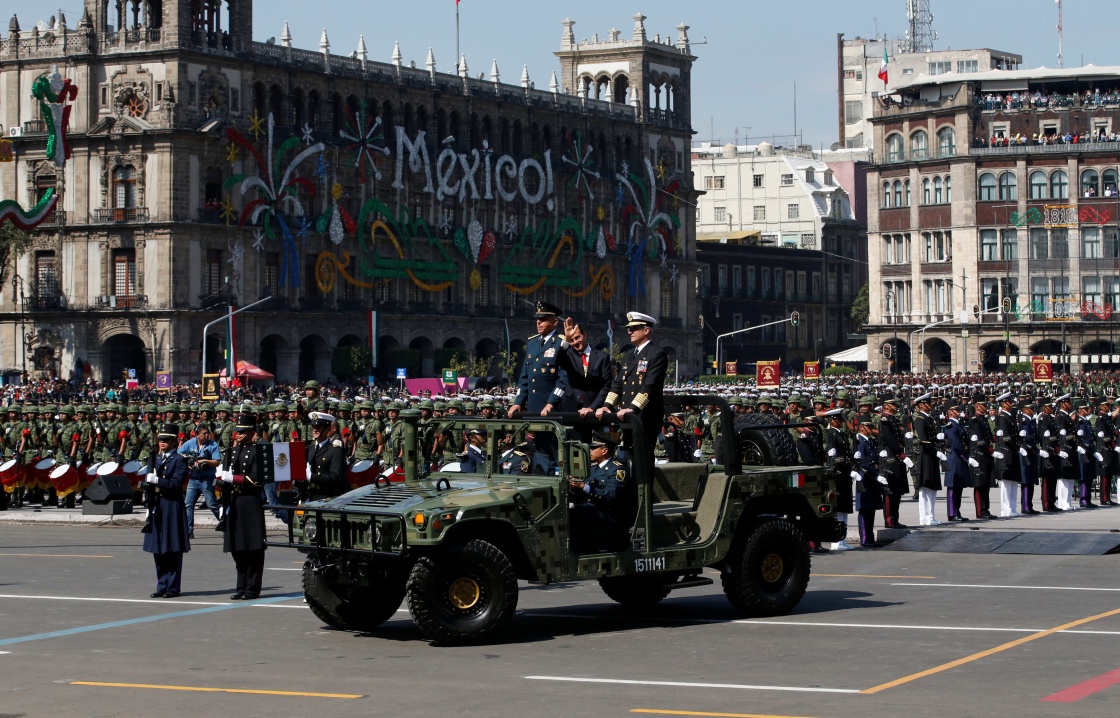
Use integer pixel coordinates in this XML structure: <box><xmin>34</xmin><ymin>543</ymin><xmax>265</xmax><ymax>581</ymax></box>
<box><xmin>177</xmin><ymin>423</ymin><xmax>222</xmax><ymax>539</ymax></box>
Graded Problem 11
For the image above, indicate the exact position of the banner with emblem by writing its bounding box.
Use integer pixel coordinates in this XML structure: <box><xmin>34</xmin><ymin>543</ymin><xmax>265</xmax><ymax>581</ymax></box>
<box><xmin>803</xmin><ymin>361</ymin><xmax>820</xmax><ymax>380</ymax></box>
<box><xmin>257</xmin><ymin>441</ymin><xmax>307</xmax><ymax>484</ymax></box>
<box><xmin>724</xmin><ymin>361</ymin><xmax>737</xmax><ymax>376</ymax></box>
<box><xmin>756</xmin><ymin>360</ymin><xmax>781</xmax><ymax>389</ymax></box>
<box><xmin>1032</xmin><ymin>356</ymin><xmax>1053</xmax><ymax>383</ymax></box>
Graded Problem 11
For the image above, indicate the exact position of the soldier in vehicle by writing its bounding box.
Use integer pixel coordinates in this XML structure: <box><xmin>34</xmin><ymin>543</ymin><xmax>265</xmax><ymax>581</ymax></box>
<box><xmin>568</xmin><ymin>431</ymin><xmax>632</xmax><ymax>554</ymax></box>
<box><xmin>596</xmin><ymin>312</ymin><xmax>668</xmax><ymax>467</ymax></box>
<box><xmin>509</xmin><ymin>301</ymin><xmax>569</xmax><ymax>470</ymax></box>
<box><xmin>459</xmin><ymin>429</ymin><xmax>487</xmax><ymax>473</ymax></box>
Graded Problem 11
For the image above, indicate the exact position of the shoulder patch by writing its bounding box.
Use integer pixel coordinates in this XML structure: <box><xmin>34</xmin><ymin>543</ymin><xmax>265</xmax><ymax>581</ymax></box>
<box><xmin>521</xmin><ymin>458</ymin><xmax>530</xmax><ymax>473</ymax></box>
<box><xmin>616</xmin><ymin>469</ymin><xmax>626</xmax><ymax>482</ymax></box>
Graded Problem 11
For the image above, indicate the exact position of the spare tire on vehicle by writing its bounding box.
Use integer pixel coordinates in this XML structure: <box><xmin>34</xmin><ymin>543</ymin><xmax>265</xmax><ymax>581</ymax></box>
<box><xmin>734</xmin><ymin>412</ymin><xmax>799</xmax><ymax>467</ymax></box>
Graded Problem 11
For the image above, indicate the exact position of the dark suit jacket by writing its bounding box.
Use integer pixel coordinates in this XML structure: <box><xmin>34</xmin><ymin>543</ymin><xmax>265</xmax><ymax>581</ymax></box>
<box><xmin>558</xmin><ymin>346</ymin><xmax>612</xmax><ymax>412</ymax></box>
<box><xmin>606</xmin><ymin>341</ymin><xmax>667</xmax><ymax>442</ymax></box>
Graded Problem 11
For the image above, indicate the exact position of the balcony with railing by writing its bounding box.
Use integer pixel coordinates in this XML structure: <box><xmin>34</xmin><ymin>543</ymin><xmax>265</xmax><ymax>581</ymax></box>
<box><xmin>92</xmin><ymin>207</ymin><xmax>150</xmax><ymax>224</ymax></box>
<box><xmin>96</xmin><ymin>294</ymin><xmax>147</xmax><ymax>309</ymax></box>
<box><xmin>23</xmin><ymin>294</ymin><xmax>65</xmax><ymax>311</ymax></box>
<box><xmin>21</xmin><ymin>120</ymin><xmax>46</xmax><ymax>134</ymax></box>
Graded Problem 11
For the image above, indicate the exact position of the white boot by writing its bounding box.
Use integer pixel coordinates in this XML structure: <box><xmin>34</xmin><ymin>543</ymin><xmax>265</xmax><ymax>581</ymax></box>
<box><xmin>832</xmin><ymin>514</ymin><xmax>853</xmax><ymax>550</ymax></box>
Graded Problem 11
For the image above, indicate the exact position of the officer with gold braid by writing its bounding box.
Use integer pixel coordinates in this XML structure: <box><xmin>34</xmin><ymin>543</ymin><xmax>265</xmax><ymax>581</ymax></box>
<box><xmin>596</xmin><ymin>312</ymin><xmax>667</xmax><ymax>464</ymax></box>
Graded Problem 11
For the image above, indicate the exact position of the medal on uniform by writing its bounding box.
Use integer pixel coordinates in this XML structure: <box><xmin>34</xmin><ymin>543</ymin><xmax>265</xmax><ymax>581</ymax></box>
<box><xmin>544</xmin><ymin>348</ymin><xmax>555</xmax><ymax>358</ymax></box>
<box><xmin>637</xmin><ymin>360</ymin><xmax>649</xmax><ymax>373</ymax></box>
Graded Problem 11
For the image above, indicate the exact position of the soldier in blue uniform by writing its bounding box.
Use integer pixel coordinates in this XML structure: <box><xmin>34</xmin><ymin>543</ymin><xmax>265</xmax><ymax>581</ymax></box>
<box><xmin>942</xmin><ymin>404</ymin><xmax>971</xmax><ymax>521</ymax></box>
<box><xmin>1076</xmin><ymin>400</ymin><xmax>1101</xmax><ymax>508</ymax></box>
<box><xmin>143</xmin><ymin>425</ymin><xmax>191</xmax><ymax>598</ymax></box>
<box><xmin>459</xmin><ymin>429</ymin><xmax>487</xmax><ymax>473</ymax></box>
<box><xmin>853</xmin><ymin>414</ymin><xmax>887</xmax><ymax>547</ymax></box>
<box><xmin>569</xmin><ymin>431</ymin><xmax>632</xmax><ymax>554</ymax></box>
<box><xmin>509</xmin><ymin>301</ymin><xmax>569</xmax><ymax>467</ymax></box>
<box><xmin>1018</xmin><ymin>400</ymin><xmax>1041</xmax><ymax>514</ymax></box>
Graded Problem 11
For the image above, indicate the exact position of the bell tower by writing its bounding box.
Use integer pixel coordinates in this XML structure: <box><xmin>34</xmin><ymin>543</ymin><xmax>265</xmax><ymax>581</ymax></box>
<box><xmin>85</xmin><ymin>1</ymin><xmax>252</xmax><ymax>53</ymax></box>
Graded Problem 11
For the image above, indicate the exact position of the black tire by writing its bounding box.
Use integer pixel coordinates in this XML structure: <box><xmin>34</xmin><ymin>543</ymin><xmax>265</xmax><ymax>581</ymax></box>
<box><xmin>406</xmin><ymin>539</ymin><xmax>519</xmax><ymax>645</ymax></box>
<box><xmin>302</xmin><ymin>559</ymin><xmax>406</xmax><ymax>632</ymax></box>
<box><xmin>598</xmin><ymin>575</ymin><xmax>672</xmax><ymax>607</ymax></box>
<box><xmin>721</xmin><ymin>520</ymin><xmax>811</xmax><ymax>617</ymax></box>
<box><xmin>735</xmin><ymin>413</ymin><xmax>799</xmax><ymax>467</ymax></box>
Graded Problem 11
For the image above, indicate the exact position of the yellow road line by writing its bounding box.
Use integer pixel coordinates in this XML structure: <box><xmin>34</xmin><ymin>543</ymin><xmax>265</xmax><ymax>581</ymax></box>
<box><xmin>862</xmin><ymin>606</ymin><xmax>1120</xmax><ymax>694</ymax></box>
<box><xmin>816</xmin><ymin>574</ymin><xmax>935</xmax><ymax>579</ymax></box>
<box><xmin>0</xmin><ymin>553</ymin><xmax>113</xmax><ymax>558</ymax></box>
<box><xmin>70</xmin><ymin>681</ymin><xmax>362</xmax><ymax>699</ymax></box>
<box><xmin>633</xmin><ymin>710</ymin><xmax>815</xmax><ymax>718</ymax></box>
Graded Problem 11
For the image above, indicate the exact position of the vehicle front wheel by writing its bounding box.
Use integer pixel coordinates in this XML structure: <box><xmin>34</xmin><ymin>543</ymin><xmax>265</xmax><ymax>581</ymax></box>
<box><xmin>721</xmin><ymin>520</ymin><xmax>810</xmax><ymax>617</ymax></box>
<box><xmin>406</xmin><ymin>539</ymin><xmax>519</xmax><ymax>645</ymax></box>
<box><xmin>302</xmin><ymin>560</ymin><xmax>406</xmax><ymax>632</ymax></box>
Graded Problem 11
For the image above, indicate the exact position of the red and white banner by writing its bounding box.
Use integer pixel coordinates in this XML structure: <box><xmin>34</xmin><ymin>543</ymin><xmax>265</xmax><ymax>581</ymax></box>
<box><xmin>803</xmin><ymin>361</ymin><xmax>820</xmax><ymax>380</ymax></box>
<box><xmin>756</xmin><ymin>360</ymin><xmax>781</xmax><ymax>389</ymax></box>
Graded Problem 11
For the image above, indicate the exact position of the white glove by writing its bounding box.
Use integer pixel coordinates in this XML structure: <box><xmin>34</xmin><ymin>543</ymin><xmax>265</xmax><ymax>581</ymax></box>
<box><xmin>1060</xmin><ymin>430</ymin><xmax>1067</xmax><ymax>436</ymax></box>
<box><xmin>853</xmin><ymin>451</ymin><xmax>862</xmax><ymax>459</ymax></box>
<box><xmin>1039</xmin><ymin>450</ymin><xmax>1050</xmax><ymax>458</ymax></box>
<box><xmin>220</xmin><ymin>470</ymin><xmax>234</xmax><ymax>483</ymax></box>
<box><xmin>1114</xmin><ymin>446</ymin><xmax>1120</xmax><ymax>453</ymax></box>
<box><xmin>1077</xmin><ymin>430</ymin><xmax>1084</xmax><ymax>437</ymax></box>
<box><xmin>1044</xmin><ymin>431</ymin><xmax>1051</xmax><ymax>437</ymax></box>
<box><xmin>1019</xmin><ymin>447</ymin><xmax>1028</xmax><ymax>456</ymax></box>
<box><xmin>903</xmin><ymin>457</ymin><xmax>914</xmax><ymax>469</ymax></box>
<box><xmin>937</xmin><ymin>432</ymin><xmax>945</xmax><ymax>440</ymax></box>
<box><xmin>693</xmin><ymin>449</ymin><xmax>702</xmax><ymax>458</ymax></box>
<box><xmin>1095</xmin><ymin>452</ymin><xmax>1105</xmax><ymax>462</ymax></box>
<box><xmin>1019</xmin><ymin>430</ymin><xmax>1027</xmax><ymax>437</ymax></box>
<box><xmin>879</xmin><ymin>450</ymin><xmax>889</xmax><ymax>458</ymax></box>
<box><xmin>905</xmin><ymin>432</ymin><xmax>913</xmax><ymax>439</ymax></box>
<box><xmin>936</xmin><ymin>451</ymin><xmax>947</xmax><ymax>461</ymax></box>
<box><xmin>1059</xmin><ymin>451</ymin><xmax>1069</xmax><ymax>459</ymax></box>
<box><xmin>145</xmin><ymin>474</ymin><xmax>158</xmax><ymax>485</ymax></box>
<box><xmin>850</xmin><ymin>470</ymin><xmax>861</xmax><ymax>481</ymax></box>
<box><xmin>996</xmin><ymin>430</ymin><xmax>1004</xmax><ymax>437</ymax></box>
<box><xmin>1099</xmin><ymin>431</ymin><xmax>1106</xmax><ymax>438</ymax></box>
<box><xmin>827</xmin><ymin>448</ymin><xmax>837</xmax><ymax>457</ymax></box>
<box><xmin>971</xmin><ymin>434</ymin><xmax>979</xmax><ymax>441</ymax></box>
<box><xmin>1078</xmin><ymin>446</ymin><xmax>1087</xmax><ymax>455</ymax></box>
<box><xmin>877</xmin><ymin>476</ymin><xmax>889</xmax><ymax>486</ymax></box>
<box><xmin>968</xmin><ymin>457</ymin><xmax>980</xmax><ymax>467</ymax></box>
<box><xmin>305</xmin><ymin>463</ymin><xmax>312</xmax><ymax>480</ymax></box>
<box><xmin>993</xmin><ymin>451</ymin><xmax>1004</xmax><ymax>459</ymax></box>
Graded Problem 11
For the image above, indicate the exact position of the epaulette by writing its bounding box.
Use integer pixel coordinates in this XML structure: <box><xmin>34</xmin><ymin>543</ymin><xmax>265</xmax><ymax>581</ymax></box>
<box><xmin>527</xmin><ymin>334</ymin><xmax>540</xmax><ymax>340</ymax></box>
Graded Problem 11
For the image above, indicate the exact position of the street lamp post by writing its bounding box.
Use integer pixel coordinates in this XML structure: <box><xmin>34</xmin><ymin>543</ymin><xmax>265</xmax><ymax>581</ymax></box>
<box><xmin>885</xmin><ymin>289</ymin><xmax>896</xmax><ymax>373</ymax></box>
<box><xmin>201</xmin><ymin>296</ymin><xmax>271</xmax><ymax>381</ymax></box>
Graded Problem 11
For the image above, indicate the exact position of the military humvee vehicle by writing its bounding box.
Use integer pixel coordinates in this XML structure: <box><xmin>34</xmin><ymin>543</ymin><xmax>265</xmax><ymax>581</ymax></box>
<box><xmin>270</xmin><ymin>396</ymin><xmax>843</xmax><ymax>645</ymax></box>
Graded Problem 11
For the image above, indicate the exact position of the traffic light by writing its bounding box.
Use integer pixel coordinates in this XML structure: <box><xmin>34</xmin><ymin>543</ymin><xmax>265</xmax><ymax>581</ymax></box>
<box><xmin>698</xmin><ymin>314</ymin><xmax>704</xmax><ymax>329</ymax></box>
<box><xmin>790</xmin><ymin>311</ymin><xmax>799</xmax><ymax>327</ymax></box>
<box><xmin>973</xmin><ymin>303</ymin><xmax>981</xmax><ymax>320</ymax></box>
<box><xmin>979</xmin><ymin>349</ymin><xmax>986</xmax><ymax>362</ymax></box>
<box><xmin>882</xmin><ymin>343</ymin><xmax>892</xmax><ymax>359</ymax></box>
<box><xmin>1003</xmin><ymin>297</ymin><xmax>1012</xmax><ymax>313</ymax></box>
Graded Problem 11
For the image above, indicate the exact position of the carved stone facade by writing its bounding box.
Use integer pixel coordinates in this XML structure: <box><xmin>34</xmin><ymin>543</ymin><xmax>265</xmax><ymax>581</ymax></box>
<box><xmin>0</xmin><ymin>1</ymin><xmax>700</xmax><ymax>386</ymax></box>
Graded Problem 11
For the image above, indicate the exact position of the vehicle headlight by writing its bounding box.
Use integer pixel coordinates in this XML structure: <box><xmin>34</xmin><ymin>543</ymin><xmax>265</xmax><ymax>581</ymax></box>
<box><xmin>303</xmin><ymin>517</ymin><xmax>318</xmax><ymax>542</ymax></box>
<box><xmin>372</xmin><ymin>521</ymin><xmax>382</xmax><ymax>546</ymax></box>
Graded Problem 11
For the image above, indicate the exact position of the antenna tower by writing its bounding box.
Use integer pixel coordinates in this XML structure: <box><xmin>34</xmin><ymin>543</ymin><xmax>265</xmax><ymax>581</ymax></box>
<box><xmin>904</xmin><ymin>0</ymin><xmax>937</xmax><ymax>53</ymax></box>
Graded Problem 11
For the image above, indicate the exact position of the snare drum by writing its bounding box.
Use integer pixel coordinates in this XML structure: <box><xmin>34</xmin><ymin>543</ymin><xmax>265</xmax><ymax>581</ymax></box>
<box><xmin>97</xmin><ymin>461</ymin><xmax>124</xmax><ymax>477</ymax></box>
<box><xmin>122</xmin><ymin>460</ymin><xmax>144</xmax><ymax>489</ymax></box>
<box><xmin>49</xmin><ymin>464</ymin><xmax>80</xmax><ymax>496</ymax></box>
<box><xmin>0</xmin><ymin>459</ymin><xmax>22</xmax><ymax>489</ymax></box>
<box><xmin>32</xmin><ymin>458</ymin><xmax>56</xmax><ymax>489</ymax></box>
<box><xmin>348</xmin><ymin>459</ymin><xmax>376</xmax><ymax>489</ymax></box>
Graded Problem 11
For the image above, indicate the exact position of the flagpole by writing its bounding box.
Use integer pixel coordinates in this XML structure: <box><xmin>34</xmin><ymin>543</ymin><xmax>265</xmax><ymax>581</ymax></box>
<box><xmin>456</xmin><ymin>0</ymin><xmax>461</xmax><ymax>75</ymax></box>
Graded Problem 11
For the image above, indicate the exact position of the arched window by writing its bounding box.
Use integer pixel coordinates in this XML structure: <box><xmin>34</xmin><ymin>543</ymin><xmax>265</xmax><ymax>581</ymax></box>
<box><xmin>910</xmin><ymin>130</ymin><xmax>929</xmax><ymax>160</ymax></box>
<box><xmin>934</xmin><ymin>176</ymin><xmax>944</xmax><ymax>204</ymax></box>
<box><xmin>937</xmin><ymin>126</ymin><xmax>956</xmax><ymax>157</ymax></box>
<box><xmin>893</xmin><ymin>180</ymin><xmax>903</xmax><ymax>207</ymax></box>
<box><xmin>978</xmin><ymin>172</ymin><xmax>997</xmax><ymax>201</ymax></box>
<box><xmin>1081</xmin><ymin>169</ymin><xmax>1100</xmax><ymax>197</ymax></box>
<box><xmin>1104</xmin><ymin>169</ymin><xmax>1119</xmax><ymax>196</ymax></box>
<box><xmin>1030</xmin><ymin>170</ymin><xmax>1048</xmax><ymax>199</ymax></box>
<box><xmin>113</xmin><ymin>165</ymin><xmax>138</xmax><ymax>209</ymax></box>
<box><xmin>886</xmin><ymin>134</ymin><xmax>904</xmax><ymax>162</ymax></box>
<box><xmin>999</xmin><ymin>171</ymin><xmax>1017</xmax><ymax>200</ymax></box>
<box><xmin>1050</xmin><ymin>169</ymin><xmax>1069</xmax><ymax>200</ymax></box>
<box><xmin>883</xmin><ymin>181</ymin><xmax>893</xmax><ymax>208</ymax></box>
<box><xmin>922</xmin><ymin>177</ymin><xmax>931</xmax><ymax>204</ymax></box>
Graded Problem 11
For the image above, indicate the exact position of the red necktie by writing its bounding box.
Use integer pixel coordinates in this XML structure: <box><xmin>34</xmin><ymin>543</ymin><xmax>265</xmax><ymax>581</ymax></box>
<box><xmin>582</xmin><ymin>353</ymin><xmax>589</xmax><ymax>374</ymax></box>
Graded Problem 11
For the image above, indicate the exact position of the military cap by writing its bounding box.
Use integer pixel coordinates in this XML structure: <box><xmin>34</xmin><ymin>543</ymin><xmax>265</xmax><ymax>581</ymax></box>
<box><xmin>157</xmin><ymin>424</ymin><xmax>180</xmax><ymax>440</ymax></box>
<box><xmin>533</xmin><ymin>300</ymin><xmax>562</xmax><ymax>318</ymax></box>
<box><xmin>624</xmin><ymin>311</ymin><xmax>657</xmax><ymax>328</ymax></box>
<box><xmin>914</xmin><ymin>393</ymin><xmax>932</xmax><ymax>404</ymax></box>
<box><xmin>856</xmin><ymin>413</ymin><xmax>873</xmax><ymax>425</ymax></box>
<box><xmin>881</xmin><ymin>393</ymin><xmax>898</xmax><ymax>405</ymax></box>
<box><xmin>309</xmin><ymin>411</ymin><xmax>335</xmax><ymax>425</ymax></box>
<box><xmin>996</xmin><ymin>392</ymin><xmax>1013</xmax><ymax>403</ymax></box>
<box><xmin>823</xmin><ymin>408</ymin><xmax>845</xmax><ymax>418</ymax></box>
<box><xmin>590</xmin><ymin>430</ymin><xmax>620</xmax><ymax>448</ymax></box>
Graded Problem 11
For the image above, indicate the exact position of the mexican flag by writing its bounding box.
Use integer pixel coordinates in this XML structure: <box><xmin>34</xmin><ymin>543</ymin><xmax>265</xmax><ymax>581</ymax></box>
<box><xmin>257</xmin><ymin>442</ymin><xmax>306</xmax><ymax>485</ymax></box>
<box><xmin>878</xmin><ymin>47</ymin><xmax>889</xmax><ymax>84</ymax></box>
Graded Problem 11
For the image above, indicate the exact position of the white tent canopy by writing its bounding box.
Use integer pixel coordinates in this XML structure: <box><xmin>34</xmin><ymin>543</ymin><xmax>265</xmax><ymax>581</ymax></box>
<box><xmin>827</xmin><ymin>344</ymin><xmax>868</xmax><ymax>363</ymax></box>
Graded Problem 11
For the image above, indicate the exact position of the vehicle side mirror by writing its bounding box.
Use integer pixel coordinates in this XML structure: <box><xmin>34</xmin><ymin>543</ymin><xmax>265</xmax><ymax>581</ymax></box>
<box><xmin>567</xmin><ymin>442</ymin><xmax>590</xmax><ymax>480</ymax></box>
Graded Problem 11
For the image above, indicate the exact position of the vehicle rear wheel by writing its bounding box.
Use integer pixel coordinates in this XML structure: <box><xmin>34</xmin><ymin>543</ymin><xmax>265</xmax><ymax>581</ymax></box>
<box><xmin>406</xmin><ymin>539</ymin><xmax>519</xmax><ymax>644</ymax></box>
<box><xmin>721</xmin><ymin>520</ymin><xmax>810</xmax><ymax>617</ymax></box>
<box><xmin>598</xmin><ymin>575</ymin><xmax>672</xmax><ymax>607</ymax></box>
<box><xmin>302</xmin><ymin>559</ymin><xmax>406</xmax><ymax>632</ymax></box>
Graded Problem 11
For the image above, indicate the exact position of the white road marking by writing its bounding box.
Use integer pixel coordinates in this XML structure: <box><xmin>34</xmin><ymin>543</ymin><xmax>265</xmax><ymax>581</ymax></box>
<box><xmin>738</xmin><ymin>620</ymin><xmax>1120</xmax><ymax>636</ymax></box>
<box><xmin>525</xmin><ymin>675</ymin><xmax>859</xmax><ymax>694</ymax></box>
<box><xmin>0</xmin><ymin>593</ymin><xmax>304</xmax><ymax>608</ymax></box>
<box><xmin>893</xmin><ymin>582</ymin><xmax>1120</xmax><ymax>592</ymax></box>
<box><xmin>265</xmin><ymin>568</ymin><xmax>302</xmax><ymax>571</ymax></box>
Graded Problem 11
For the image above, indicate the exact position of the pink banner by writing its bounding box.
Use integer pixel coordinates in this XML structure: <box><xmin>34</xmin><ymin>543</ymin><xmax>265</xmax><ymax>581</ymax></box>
<box><xmin>404</xmin><ymin>378</ymin><xmax>468</xmax><ymax>396</ymax></box>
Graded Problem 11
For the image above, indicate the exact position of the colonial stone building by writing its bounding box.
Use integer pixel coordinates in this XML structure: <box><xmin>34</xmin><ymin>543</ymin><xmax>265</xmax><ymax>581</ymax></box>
<box><xmin>0</xmin><ymin>2</ymin><xmax>700</xmax><ymax>384</ymax></box>
<box><xmin>865</xmin><ymin>64</ymin><xmax>1120</xmax><ymax>374</ymax></box>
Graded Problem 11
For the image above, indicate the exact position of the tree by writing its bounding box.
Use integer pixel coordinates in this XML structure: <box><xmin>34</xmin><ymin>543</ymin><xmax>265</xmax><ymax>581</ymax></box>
<box><xmin>497</xmin><ymin>348</ymin><xmax>521</xmax><ymax>382</ymax></box>
<box><xmin>850</xmin><ymin>281</ymin><xmax>870</xmax><ymax>328</ymax></box>
<box><xmin>331</xmin><ymin>346</ymin><xmax>373</xmax><ymax>381</ymax></box>
<box><xmin>447</xmin><ymin>352</ymin><xmax>491</xmax><ymax>378</ymax></box>
<box><xmin>0</xmin><ymin>223</ymin><xmax>30</xmax><ymax>294</ymax></box>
